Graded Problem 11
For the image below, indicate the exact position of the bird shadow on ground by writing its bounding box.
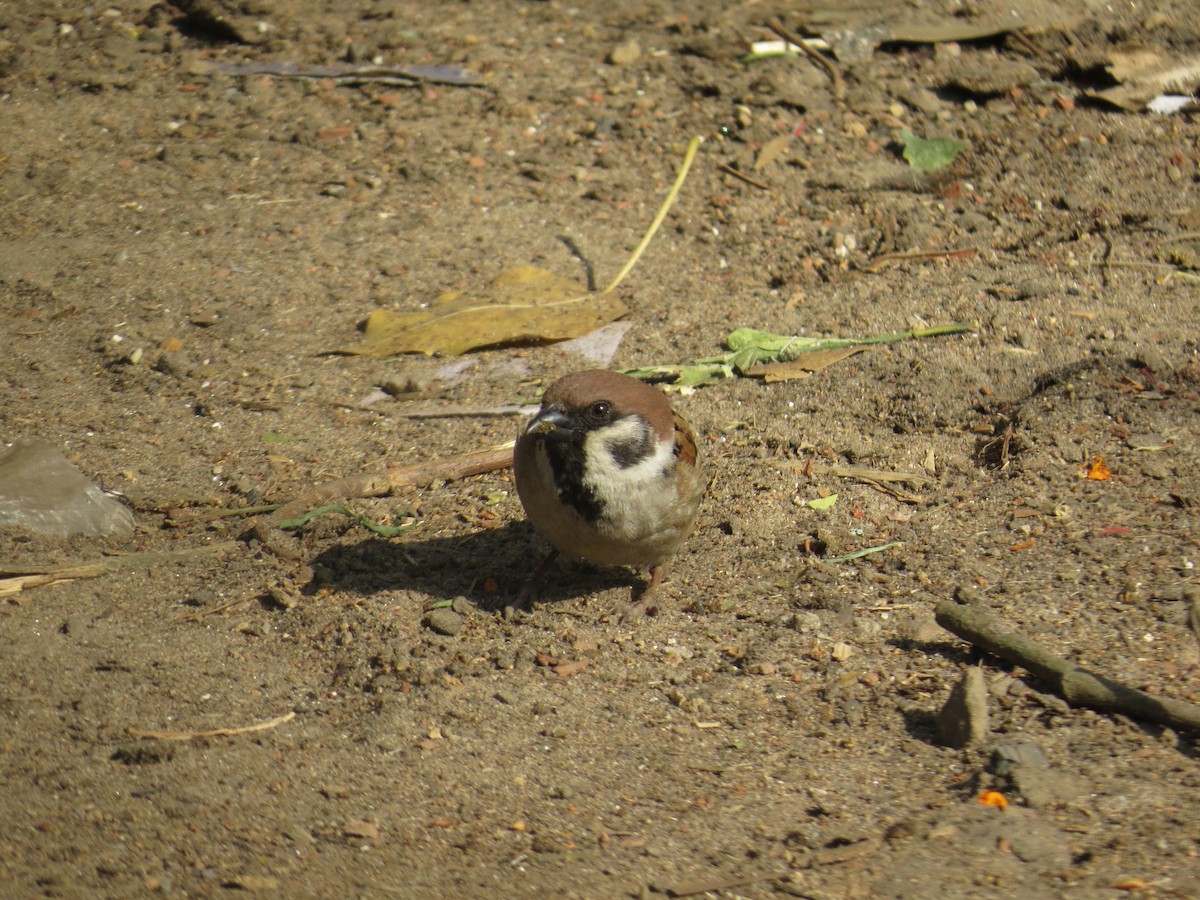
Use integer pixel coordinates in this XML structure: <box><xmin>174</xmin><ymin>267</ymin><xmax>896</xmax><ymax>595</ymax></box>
<box><xmin>304</xmin><ymin>521</ymin><xmax>639</xmax><ymax>613</ymax></box>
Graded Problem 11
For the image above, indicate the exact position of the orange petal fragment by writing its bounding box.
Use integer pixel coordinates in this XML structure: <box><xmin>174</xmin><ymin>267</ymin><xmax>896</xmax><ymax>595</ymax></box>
<box><xmin>977</xmin><ymin>790</ymin><xmax>1008</xmax><ymax>810</ymax></box>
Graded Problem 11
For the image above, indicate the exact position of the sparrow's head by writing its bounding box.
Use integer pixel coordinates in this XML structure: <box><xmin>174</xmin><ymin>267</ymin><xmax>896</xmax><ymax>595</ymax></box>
<box><xmin>516</xmin><ymin>370</ymin><xmax>684</xmax><ymax>523</ymax></box>
<box><xmin>522</xmin><ymin>369</ymin><xmax>675</xmax><ymax>460</ymax></box>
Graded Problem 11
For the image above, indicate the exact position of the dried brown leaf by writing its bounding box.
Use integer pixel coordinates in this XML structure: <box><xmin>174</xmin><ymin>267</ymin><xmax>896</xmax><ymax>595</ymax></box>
<box><xmin>744</xmin><ymin>346</ymin><xmax>868</xmax><ymax>382</ymax></box>
<box><xmin>753</xmin><ymin>134</ymin><xmax>791</xmax><ymax>172</ymax></box>
<box><xmin>1095</xmin><ymin>49</ymin><xmax>1200</xmax><ymax>109</ymax></box>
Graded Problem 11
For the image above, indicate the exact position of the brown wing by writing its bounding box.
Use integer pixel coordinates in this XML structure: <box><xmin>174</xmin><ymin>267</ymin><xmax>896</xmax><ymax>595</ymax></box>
<box><xmin>672</xmin><ymin>411</ymin><xmax>698</xmax><ymax>468</ymax></box>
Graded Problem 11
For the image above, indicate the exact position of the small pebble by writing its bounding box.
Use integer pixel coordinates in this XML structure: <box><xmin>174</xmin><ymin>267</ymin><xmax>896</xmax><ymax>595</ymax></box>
<box><xmin>607</xmin><ymin>39</ymin><xmax>641</xmax><ymax>66</ymax></box>
<box><xmin>425</xmin><ymin>608</ymin><xmax>464</xmax><ymax>636</ymax></box>
<box><xmin>791</xmin><ymin>611</ymin><xmax>822</xmax><ymax>632</ymax></box>
<box><xmin>853</xmin><ymin>618</ymin><xmax>882</xmax><ymax>641</ymax></box>
<box><xmin>189</xmin><ymin>310</ymin><xmax>221</xmax><ymax>327</ymax></box>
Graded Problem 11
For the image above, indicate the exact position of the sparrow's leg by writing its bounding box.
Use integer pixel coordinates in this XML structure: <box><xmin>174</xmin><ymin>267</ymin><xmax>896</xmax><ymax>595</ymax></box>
<box><xmin>617</xmin><ymin>564</ymin><xmax>666</xmax><ymax>623</ymax></box>
<box><xmin>504</xmin><ymin>547</ymin><xmax>559</xmax><ymax>619</ymax></box>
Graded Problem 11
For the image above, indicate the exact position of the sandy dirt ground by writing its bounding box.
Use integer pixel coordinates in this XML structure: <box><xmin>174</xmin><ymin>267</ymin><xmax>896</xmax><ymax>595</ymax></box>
<box><xmin>2</xmin><ymin>1</ymin><xmax>1200</xmax><ymax>897</ymax></box>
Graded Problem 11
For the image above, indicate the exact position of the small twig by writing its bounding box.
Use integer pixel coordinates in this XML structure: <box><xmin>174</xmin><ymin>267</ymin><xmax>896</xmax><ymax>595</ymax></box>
<box><xmin>0</xmin><ymin>565</ymin><xmax>108</xmax><ymax>597</ymax></box>
<box><xmin>129</xmin><ymin>711</ymin><xmax>296</xmax><ymax>741</ymax></box>
<box><xmin>860</xmin><ymin>477</ymin><xmax>925</xmax><ymax>504</ymax></box>
<box><xmin>1100</xmin><ymin>231</ymin><xmax>1115</xmax><ymax>288</ymax></box>
<box><xmin>165</xmin><ymin>503</ymin><xmax>281</xmax><ymax>526</ymax></box>
<box><xmin>278</xmin><ymin>504</ymin><xmax>413</xmax><ymax>537</ymax></box>
<box><xmin>800</xmin><ymin>835</ymin><xmax>882</xmax><ymax>868</ymax></box>
<box><xmin>717</xmin><ymin>162</ymin><xmax>771</xmax><ymax>190</ymax></box>
<box><xmin>767</xmin><ymin>17</ymin><xmax>845</xmax><ymax>100</ymax></box>
<box><xmin>269</xmin><ymin>444</ymin><xmax>514</xmax><ymax>525</ymax></box>
<box><xmin>660</xmin><ymin>872</ymin><xmax>779</xmax><ymax>897</ymax></box>
<box><xmin>558</xmin><ymin>234</ymin><xmax>597</xmax><ymax>292</ymax></box>
<box><xmin>825</xmin><ymin>542</ymin><xmax>902</xmax><ymax>563</ymax></box>
<box><xmin>603</xmin><ymin>136</ymin><xmax>703</xmax><ymax>295</ymax></box>
<box><xmin>936</xmin><ymin>596</ymin><xmax>1200</xmax><ymax>732</ymax></box>
<box><xmin>1188</xmin><ymin>594</ymin><xmax>1200</xmax><ymax>652</ymax></box>
<box><xmin>1006</xmin><ymin>29</ymin><xmax>1045</xmax><ymax>60</ymax></box>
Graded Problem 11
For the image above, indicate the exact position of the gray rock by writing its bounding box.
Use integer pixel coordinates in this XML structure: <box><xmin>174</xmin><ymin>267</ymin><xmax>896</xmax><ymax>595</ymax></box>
<box><xmin>0</xmin><ymin>442</ymin><xmax>134</xmax><ymax>536</ymax></box>
<box><xmin>990</xmin><ymin>739</ymin><xmax>1047</xmax><ymax>777</ymax></box>
<box><xmin>1010</xmin><ymin>764</ymin><xmax>1089</xmax><ymax>809</ymax></box>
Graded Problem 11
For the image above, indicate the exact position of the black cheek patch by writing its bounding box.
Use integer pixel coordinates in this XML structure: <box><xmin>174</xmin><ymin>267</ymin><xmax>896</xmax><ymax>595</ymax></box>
<box><xmin>608</xmin><ymin>429</ymin><xmax>655</xmax><ymax>469</ymax></box>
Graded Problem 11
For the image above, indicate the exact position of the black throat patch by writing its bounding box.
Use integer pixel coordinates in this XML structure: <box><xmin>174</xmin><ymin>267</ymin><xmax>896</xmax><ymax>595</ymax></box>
<box><xmin>543</xmin><ymin>436</ymin><xmax>604</xmax><ymax>522</ymax></box>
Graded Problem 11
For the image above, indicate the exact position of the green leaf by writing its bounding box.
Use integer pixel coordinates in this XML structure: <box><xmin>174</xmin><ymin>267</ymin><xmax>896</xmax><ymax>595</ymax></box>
<box><xmin>807</xmin><ymin>494</ymin><xmax>838</xmax><ymax>510</ymax></box>
<box><xmin>622</xmin><ymin>362</ymin><xmax>732</xmax><ymax>387</ymax></box>
<box><xmin>900</xmin><ymin>129</ymin><xmax>967</xmax><ymax>172</ymax></box>
<box><xmin>624</xmin><ymin>322</ymin><xmax>974</xmax><ymax>387</ymax></box>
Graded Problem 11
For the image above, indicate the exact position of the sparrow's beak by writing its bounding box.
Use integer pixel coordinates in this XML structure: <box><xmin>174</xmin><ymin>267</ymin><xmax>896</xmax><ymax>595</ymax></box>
<box><xmin>525</xmin><ymin>407</ymin><xmax>577</xmax><ymax>442</ymax></box>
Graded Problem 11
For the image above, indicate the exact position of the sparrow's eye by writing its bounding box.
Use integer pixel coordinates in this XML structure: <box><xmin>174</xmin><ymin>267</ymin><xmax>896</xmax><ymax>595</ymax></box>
<box><xmin>585</xmin><ymin>400</ymin><xmax>612</xmax><ymax>424</ymax></box>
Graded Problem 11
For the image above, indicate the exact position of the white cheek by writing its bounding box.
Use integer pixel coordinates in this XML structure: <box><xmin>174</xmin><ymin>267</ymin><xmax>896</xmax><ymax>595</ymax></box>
<box><xmin>583</xmin><ymin>418</ymin><xmax>673</xmax><ymax>492</ymax></box>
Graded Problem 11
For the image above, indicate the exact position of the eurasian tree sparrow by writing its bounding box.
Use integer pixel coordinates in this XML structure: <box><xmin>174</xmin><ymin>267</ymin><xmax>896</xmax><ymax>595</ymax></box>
<box><xmin>510</xmin><ymin>369</ymin><xmax>705</xmax><ymax>620</ymax></box>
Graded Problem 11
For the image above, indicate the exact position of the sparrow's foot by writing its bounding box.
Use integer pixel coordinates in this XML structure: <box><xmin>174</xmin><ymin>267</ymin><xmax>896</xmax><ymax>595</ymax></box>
<box><xmin>617</xmin><ymin>565</ymin><xmax>665</xmax><ymax>623</ymax></box>
<box><xmin>504</xmin><ymin>548</ymin><xmax>559</xmax><ymax>619</ymax></box>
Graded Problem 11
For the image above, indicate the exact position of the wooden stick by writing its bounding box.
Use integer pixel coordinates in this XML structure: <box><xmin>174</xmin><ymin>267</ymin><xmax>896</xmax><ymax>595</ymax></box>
<box><xmin>767</xmin><ymin>17</ymin><xmax>845</xmax><ymax>100</ymax></box>
<box><xmin>269</xmin><ymin>443</ymin><xmax>514</xmax><ymax>524</ymax></box>
<box><xmin>936</xmin><ymin>597</ymin><xmax>1200</xmax><ymax>732</ymax></box>
<box><xmin>717</xmin><ymin>163</ymin><xmax>771</xmax><ymax>190</ymax></box>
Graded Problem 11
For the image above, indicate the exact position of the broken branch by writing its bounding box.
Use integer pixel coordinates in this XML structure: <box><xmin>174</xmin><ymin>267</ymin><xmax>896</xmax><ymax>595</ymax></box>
<box><xmin>936</xmin><ymin>596</ymin><xmax>1200</xmax><ymax>732</ymax></box>
<box><xmin>268</xmin><ymin>443</ymin><xmax>514</xmax><ymax>525</ymax></box>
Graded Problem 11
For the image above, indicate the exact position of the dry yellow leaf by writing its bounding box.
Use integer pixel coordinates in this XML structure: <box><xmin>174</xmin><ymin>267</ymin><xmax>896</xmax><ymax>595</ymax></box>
<box><xmin>339</xmin><ymin>265</ymin><xmax>628</xmax><ymax>357</ymax></box>
<box><xmin>335</xmin><ymin>137</ymin><xmax>703</xmax><ymax>358</ymax></box>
